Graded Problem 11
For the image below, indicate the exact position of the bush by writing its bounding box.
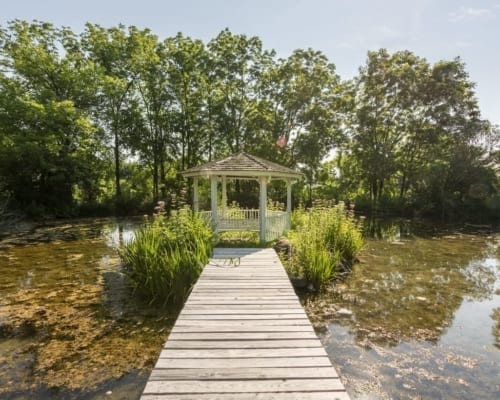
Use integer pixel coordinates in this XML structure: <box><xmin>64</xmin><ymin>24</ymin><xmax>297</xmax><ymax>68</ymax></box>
<box><xmin>121</xmin><ymin>205</ymin><xmax>214</xmax><ymax>305</ymax></box>
<box><xmin>287</xmin><ymin>201</ymin><xmax>364</xmax><ymax>290</ymax></box>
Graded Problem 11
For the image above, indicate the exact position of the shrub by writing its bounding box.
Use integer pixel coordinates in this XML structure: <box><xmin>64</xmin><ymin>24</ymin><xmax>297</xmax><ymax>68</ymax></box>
<box><xmin>287</xmin><ymin>201</ymin><xmax>364</xmax><ymax>290</ymax></box>
<box><xmin>121</xmin><ymin>205</ymin><xmax>214</xmax><ymax>305</ymax></box>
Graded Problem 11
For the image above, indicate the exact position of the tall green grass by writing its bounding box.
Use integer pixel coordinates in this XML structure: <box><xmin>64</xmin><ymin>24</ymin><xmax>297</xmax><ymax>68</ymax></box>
<box><xmin>121</xmin><ymin>208</ymin><xmax>214</xmax><ymax>305</ymax></box>
<box><xmin>287</xmin><ymin>201</ymin><xmax>364</xmax><ymax>290</ymax></box>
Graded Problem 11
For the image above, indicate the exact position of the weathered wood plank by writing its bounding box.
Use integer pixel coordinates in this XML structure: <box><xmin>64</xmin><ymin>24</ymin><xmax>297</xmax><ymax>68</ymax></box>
<box><xmin>153</xmin><ymin>356</ymin><xmax>334</xmax><ymax>369</ymax></box>
<box><xmin>164</xmin><ymin>339</ymin><xmax>323</xmax><ymax>349</ymax></box>
<box><xmin>173</xmin><ymin>318</ymin><xmax>311</xmax><ymax>326</ymax></box>
<box><xmin>167</xmin><ymin>331</ymin><xmax>318</xmax><ymax>340</ymax></box>
<box><xmin>157</xmin><ymin>347</ymin><xmax>327</xmax><ymax>358</ymax></box>
<box><xmin>187</xmin><ymin>296</ymin><xmax>299</xmax><ymax>301</ymax></box>
<box><xmin>148</xmin><ymin>366</ymin><xmax>338</xmax><ymax>380</ymax></box>
<box><xmin>182</xmin><ymin>305</ymin><xmax>305</xmax><ymax>311</ymax></box>
<box><xmin>142</xmin><ymin>393</ymin><xmax>351</xmax><ymax>400</ymax></box>
<box><xmin>143</xmin><ymin>378</ymin><xmax>345</xmax><ymax>394</ymax></box>
<box><xmin>171</xmin><ymin>325</ymin><xmax>313</xmax><ymax>333</ymax></box>
<box><xmin>189</xmin><ymin>291</ymin><xmax>296</xmax><ymax>295</ymax></box>
<box><xmin>178</xmin><ymin>314</ymin><xmax>308</xmax><ymax>320</ymax></box>
<box><xmin>186</xmin><ymin>300</ymin><xmax>300</xmax><ymax>304</ymax></box>
<box><xmin>180</xmin><ymin>308</ymin><xmax>306</xmax><ymax>315</ymax></box>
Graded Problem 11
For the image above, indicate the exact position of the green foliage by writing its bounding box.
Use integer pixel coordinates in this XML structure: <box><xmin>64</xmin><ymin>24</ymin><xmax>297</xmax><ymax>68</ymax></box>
<box><xmin>340</xmin><ymin>49</ymin><xmax>499</xmax><ymax>219</ymax></box>
<box><xmin>216</xmin><ymin>231</ymin><xmax>262</xmax><ymax>248</ymax></box>
<box><xmin>287</xmin><ymin>202</ymin><xmax>364</xmax><ymax>290</ymax></box>
<box><xmin>121</xmin><ymin>206</ymin><xmax>214</xmax><ymax>305</ymax></box>
<box><xmin>0</xmin><ymin>20</ymin><xmax>497</xmax><ymax>222</ymax></box>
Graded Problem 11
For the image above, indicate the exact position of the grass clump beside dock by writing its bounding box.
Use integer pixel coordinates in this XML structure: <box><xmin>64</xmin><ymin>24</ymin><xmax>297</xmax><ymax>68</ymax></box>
<box><xmin>121</xmin><ymin>206</ymin><xmax>214</xmax><ymax>305</ymax></box>
<box><xmin>287</xmin><ymin>201</ymin><xmax>364</xmax><ymax>290</ymax></box>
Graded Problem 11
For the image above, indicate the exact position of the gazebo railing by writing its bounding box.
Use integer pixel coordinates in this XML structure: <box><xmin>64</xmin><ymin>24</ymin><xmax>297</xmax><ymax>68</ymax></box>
<box><xmin>198</xmin><ymin>209</ymin><xmax>290</xmax><ymax>241</ymax></box>
<box><xmin>266</xmin><ymin>210</ymin><xmax>290</xmax><ymax>242</ymax></box>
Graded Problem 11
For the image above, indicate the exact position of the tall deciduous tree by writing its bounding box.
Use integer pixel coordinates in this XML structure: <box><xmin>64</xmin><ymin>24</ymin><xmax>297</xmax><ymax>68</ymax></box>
<box><xmin>164</xmin><ymin>33</ymin><xmax>208</xmax><ymax>171</ymax></box>
<box><xmin>261</xmin><ymin>49</ymin><xmax>345</xmax><ymax>203</ymax></box>
<box><xmin>0</xmin><ymin>20</ymin><xmax>102</xmax><ymax>214</ymax></box>
<box><xmin>207</xmin><ymin>29</ymin><xmax>273</xmax><ymax>156</ymax></box>
<box><xmin>82</xmin><ymin>24</ymin><xmax>141</xmax><ymax>206</ymax></box>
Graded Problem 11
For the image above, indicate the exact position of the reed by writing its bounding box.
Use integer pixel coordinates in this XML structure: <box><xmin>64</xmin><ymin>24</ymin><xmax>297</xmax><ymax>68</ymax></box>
<box><xmin>121</xmin><ymin>207</ymin><xmax>214</xmax><ymax>305</ymax></box>
<box><xmin>287</xmin><ymin>201</ymin><xmax>364</xmax><ymax>290</ymax></box>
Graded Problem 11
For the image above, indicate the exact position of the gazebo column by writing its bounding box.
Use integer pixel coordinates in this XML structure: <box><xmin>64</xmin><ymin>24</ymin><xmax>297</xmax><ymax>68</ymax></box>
<box><xmin>286</xmin><ymin>179</ymin><xmax>293</xmax><ymax>231</ymax></box>
<box><xmin>210</xmin><ymin>175</ymin><xmax>218</xmax><ymax>231</ymax></box>
<box><xmin>221</xmin><ymin>176</ymin><xmax>227</xmax><ymax>217</ymax></box>
<box><xmin>193</xmin><ymin>177</ymin><xmax>199</xmax><ymax>212</ymax></box>
<box><xmin>286</xmin><ymin>179</ymin><xmax>292</xmax><ymax>213</ymax></box>
<box><xmin>259</xmin><ymin>176</ymin><xmax>268</xmax><ymax>243</ymax></box>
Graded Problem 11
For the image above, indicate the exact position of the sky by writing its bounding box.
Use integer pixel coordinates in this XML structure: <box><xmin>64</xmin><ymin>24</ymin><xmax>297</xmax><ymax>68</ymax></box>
<box><xmin>1</xmin><ymin>0</ymin><xmax>499</xmax><ymax>125</ymax></box>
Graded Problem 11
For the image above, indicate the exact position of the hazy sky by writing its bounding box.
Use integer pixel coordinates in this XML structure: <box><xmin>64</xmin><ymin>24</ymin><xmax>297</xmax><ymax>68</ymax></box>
<box><xmin>2</xmin><ymin>0</ymin><xmax>499</xmax><ymax>124</ymax></box>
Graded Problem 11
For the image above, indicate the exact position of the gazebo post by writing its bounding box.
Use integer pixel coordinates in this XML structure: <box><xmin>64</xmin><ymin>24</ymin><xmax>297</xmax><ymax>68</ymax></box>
<box><xmin>286</xmin><ymin>179</ymin><xmax>292</xmax><ymax>213</ymax></box>
<box><xmin>221</xmin><ymin>176</ymin><xmax>227</xmax><ymax>217</ymax></box>
<box><xmin>210</xmin><ymin>175</ymin><xmax>218</xmax><ymax>231</ymax></box>
<box><xmin>259</xmin><ymin>176</ymin><xmax>268</xmax><ymax>243</ymax></box>
<box><xmin>193</xmin><ymin>177</ymin><xmax>199</xmax><ymax>212</ymax></box>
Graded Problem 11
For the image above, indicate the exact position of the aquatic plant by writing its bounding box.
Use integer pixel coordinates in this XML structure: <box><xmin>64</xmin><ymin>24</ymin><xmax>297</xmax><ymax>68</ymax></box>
<box><xmin>121</xmin><ymin>203</ymin><xmax>214</xmax><ymax>305</ymax></box>
<box><xmin>287</xmin><ymin>201</ymin><xmax>364</xmax><ymax>290</ymax></box>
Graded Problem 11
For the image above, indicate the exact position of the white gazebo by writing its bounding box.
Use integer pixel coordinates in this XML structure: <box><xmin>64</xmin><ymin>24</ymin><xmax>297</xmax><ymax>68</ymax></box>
<box><xmin>181</xmin><ymin>152</ymin><xmax>302</xmax><ymax>242</ymax></box>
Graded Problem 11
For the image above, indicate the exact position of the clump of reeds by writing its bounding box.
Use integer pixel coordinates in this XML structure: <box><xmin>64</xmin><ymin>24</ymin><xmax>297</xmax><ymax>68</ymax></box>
<box><xmin>121</xmin><ymin>201</ymin><xmax>214</xmax><ymax>305</ymax></box>
<box><xmin>287</xmin><ymin>200</ymin><xmax>364</xmax><ymax>290</ymax></box>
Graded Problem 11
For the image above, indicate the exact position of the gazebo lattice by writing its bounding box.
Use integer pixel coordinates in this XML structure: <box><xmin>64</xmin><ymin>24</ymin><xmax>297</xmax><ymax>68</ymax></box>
<box><xmin>181</xmin><ymin>152</ymin><xmax>302</xmax><ymax>242</ymax></box>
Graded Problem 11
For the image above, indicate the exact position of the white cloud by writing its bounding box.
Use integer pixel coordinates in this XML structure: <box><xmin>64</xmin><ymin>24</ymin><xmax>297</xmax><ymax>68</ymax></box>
<box><xmin>448</xmin><ymin>6</ymin><xmax>495</xmax><ymax>22</ymax></box>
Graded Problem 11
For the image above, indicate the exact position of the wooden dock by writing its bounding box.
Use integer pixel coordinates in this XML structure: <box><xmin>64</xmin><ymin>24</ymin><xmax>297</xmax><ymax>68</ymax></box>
<box><xmin>141</xmin><ymin>248</ymin><xmax>350</xmax><ymax>400</ymax></box>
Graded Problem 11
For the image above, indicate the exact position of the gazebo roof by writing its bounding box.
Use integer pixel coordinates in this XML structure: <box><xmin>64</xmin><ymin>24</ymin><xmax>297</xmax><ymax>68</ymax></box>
<box><xmin>181</xmin><ymin>152</ymin><xmax>302</xmax><ymax>180</ymax></box>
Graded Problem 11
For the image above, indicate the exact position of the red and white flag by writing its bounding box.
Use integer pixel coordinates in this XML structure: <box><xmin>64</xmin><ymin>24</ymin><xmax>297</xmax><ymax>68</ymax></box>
<box><xmin>276</xmin><ymin>135</ymin><xmax>287</xmax><ymax>148</ymax></box>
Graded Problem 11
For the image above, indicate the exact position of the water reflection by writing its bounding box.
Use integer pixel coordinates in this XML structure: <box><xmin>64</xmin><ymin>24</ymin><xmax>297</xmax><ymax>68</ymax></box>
<box><xmin>0</xmin><ymin>218</ymin><xmax>178</xmax><ymax>399</ymax></box>
<box><xmin>303</xmin><ymin>222</ymin><xmax>500</xmax><ymax>399</ymax></box>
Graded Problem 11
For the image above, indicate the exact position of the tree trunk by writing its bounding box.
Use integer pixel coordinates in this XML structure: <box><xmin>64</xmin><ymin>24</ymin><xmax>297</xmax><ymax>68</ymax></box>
<box><xmin>114</xmin><ymin>129</ymin><xmax>121</xmax><ymax>201</ymax></box>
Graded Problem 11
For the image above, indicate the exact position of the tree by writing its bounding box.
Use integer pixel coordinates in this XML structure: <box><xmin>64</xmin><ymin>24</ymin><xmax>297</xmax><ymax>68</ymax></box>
<box><xmin>0</xmin><ymin>20</ymin><xmax>103</xmax><ymax>214</ymax></box>
<box><xmin>345</xmin><ymin>49</ymin><xmax>498</xmax><ymax>218</ymax></box>
<box><xmin>261</xmin><ymin>49</ymin><xmax>345</xmax><ymax>204</ymax></box>
<box><xmin>125</xmin><ymin>27</ymin><xmax>170</xmax><ymax>201</ymax></box>
<box><xmin>82</xmin><ymin>24</ymin><xmax>141</xmax><ymax>207</ymax></box>
<box><xmin>164</xmin><ymin>33</ymin><xmax>208</xmax><ymax>171</ymax></box>
<box><xmin>207</xmin><ymin>29</ymin><xmax>273</xmax><ymax>156</ymax></box>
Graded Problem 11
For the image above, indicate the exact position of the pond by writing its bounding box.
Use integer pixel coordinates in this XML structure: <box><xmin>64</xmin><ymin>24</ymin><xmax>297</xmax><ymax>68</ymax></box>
<box><xmin>303</xmin><ymin>220</ymin><xmax>500</xmax><ymax>399</ymax></box>
<box><xmin>0</xmin><ymin>218</ymin><xmax>499</xmax><ymax>399</ymax></box>
<box><xmin>0</xmin><ymin>218</ymin><xmax>179</xmax><ymax>399</ymax></box>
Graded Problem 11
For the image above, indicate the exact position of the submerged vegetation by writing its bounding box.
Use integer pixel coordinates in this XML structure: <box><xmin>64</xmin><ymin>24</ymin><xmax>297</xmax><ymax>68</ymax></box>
<box><xmin>121</xmin><ymin>204</ymin><xmax>214</xmax><ymax>305</ymax></box>
<box><xmin>285</xmin><ymin>201</ymin><xmax>364</xmax><ymax>290</ymax></box>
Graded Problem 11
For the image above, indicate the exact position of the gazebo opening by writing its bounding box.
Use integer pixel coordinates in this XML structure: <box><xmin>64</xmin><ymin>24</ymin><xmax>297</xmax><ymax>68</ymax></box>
<box><xmin>181</xmin><ymin>152</ymin><xmax>302</xmax><ymax>242</ymax></box>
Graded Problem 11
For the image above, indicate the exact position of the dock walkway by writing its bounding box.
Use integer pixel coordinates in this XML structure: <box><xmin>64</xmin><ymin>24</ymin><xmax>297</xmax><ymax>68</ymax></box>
<box><xmin>141</xmin><ymin>248</ymin><xmax>350</xmax><ymax>399</ymax></box>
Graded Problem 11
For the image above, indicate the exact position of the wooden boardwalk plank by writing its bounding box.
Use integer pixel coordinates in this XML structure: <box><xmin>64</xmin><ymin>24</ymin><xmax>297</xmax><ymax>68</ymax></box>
<box><xmin>157</xmin><ymin>348</ymin><xmax>329</xmax><ymax>358</ymax></box>
<box><xmin>141</xmin><ymin>248</ymin><xmax>349</xmax><ymax>399</ymax></box>
<box><xmin>164</xmin><ymin>339</ymin><xmax>323</xmax><ymax>349</ymax></box>
<box><xmin>143</xmin><ymin>378</ymin><xmax>345</xmax><ymax>393</ymax></box>
<box><xmin>149</xmin><ymin>366</ymin><xmax>338</xmax><ymax>380</ymax></box>
<box><xmin>154</xmin><ymin>356</ymin><xmax>333</xmax><ymax>369</ymax></box>
<box><xmin>142</xmin><ymin>393</ymin><xmax>351</xmax><ymax>400</ymax></box>
<box><xmin>173</xmin><ymin>319</ymin><xmax>311</xmax><ymax>326</ymax></box>
<box><xmin>171</xmin><ymin>325</ymin><xmax>314</xmax><ymax>333</ymax></box>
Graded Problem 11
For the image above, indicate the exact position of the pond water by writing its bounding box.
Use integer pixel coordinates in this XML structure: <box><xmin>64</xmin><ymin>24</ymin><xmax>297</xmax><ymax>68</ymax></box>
<box><xmin>1</xmin><ymin>218</ymin><xmax>499</xmax><ymax>399</ymax></box>
<box><xmin>303</xmin><ymin>221</ymin><xmax>500</xmax><ymax>399</ymax></box>
<box><xmin>0</xmin><ymin>219</ymin><xmax>179</xmax><ymax>399</ymax></box>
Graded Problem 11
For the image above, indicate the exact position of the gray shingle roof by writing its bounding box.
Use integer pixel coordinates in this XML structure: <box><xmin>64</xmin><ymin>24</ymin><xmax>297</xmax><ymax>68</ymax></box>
<box><xmin>181</xmin><ymin>152</ymin><xmax>302</xmax><ymax>180</ymax></box>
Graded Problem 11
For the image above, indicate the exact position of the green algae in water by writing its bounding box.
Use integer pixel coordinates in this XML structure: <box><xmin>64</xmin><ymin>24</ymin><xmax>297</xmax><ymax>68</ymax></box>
<box><xmin>0</xmin><ymin>219</ymin><xmax>179</xmax><ymax>399</ymax></box>
<box><xmin>303</xmin><ymin>225</ymin><xmax>500</xmax><ymax>400</ymax></box>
